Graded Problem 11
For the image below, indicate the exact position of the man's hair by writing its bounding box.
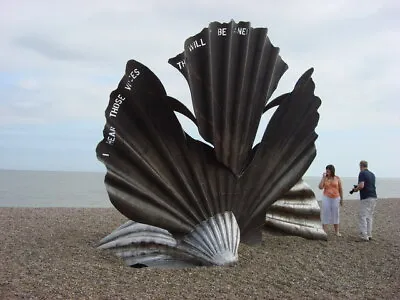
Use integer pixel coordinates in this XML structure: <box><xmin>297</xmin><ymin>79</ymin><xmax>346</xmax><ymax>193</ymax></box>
<box><xmin>359</xmin><ymin>160</ymin><xmax>368</xmax><ymax>168</ymax></box>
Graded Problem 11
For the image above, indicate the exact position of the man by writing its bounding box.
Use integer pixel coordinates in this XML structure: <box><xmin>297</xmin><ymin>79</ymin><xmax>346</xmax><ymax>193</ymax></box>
<box><xmin>351</xmin><ymin>160</ymin><xmax>377</xmax><ymax>241</ymax></box>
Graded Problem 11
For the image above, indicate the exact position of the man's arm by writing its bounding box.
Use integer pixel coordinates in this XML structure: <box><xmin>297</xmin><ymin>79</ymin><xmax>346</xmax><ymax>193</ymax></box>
<box><xmin>354</xmin><ymin>181</ymin><xmax>364</xmax><ymax>191</ymax></box>
<box><xmin>353</xmin><ymin>172</ymin><xmax>365</xmax><ymax>192</ymax></box>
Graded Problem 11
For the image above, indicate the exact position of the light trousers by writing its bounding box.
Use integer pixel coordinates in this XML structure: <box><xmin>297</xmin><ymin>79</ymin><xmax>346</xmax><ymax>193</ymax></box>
<box><xmin>359</xmin><ymin>198</ymin><xmax>377</xmax><ymax>238</ymax></box>
<box><xmin>321</xmin><ymin>195</ymin><xmax>340</xmax><ymax>225</ymax></box>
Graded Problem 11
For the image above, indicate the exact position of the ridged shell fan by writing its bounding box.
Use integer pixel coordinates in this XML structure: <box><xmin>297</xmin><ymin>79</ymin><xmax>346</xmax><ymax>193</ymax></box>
<box><xmin>169</xmin><ymin>21</ymin><xmax>288</xmax><ymax>175</ymax></box>
<box><xmin>96</xmin><ymin>20</ymin><xmax>324</xmax><ymax>268</ymax></box>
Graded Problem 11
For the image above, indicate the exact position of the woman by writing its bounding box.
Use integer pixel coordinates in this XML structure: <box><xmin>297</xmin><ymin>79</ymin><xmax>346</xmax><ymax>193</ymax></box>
<box><xmin>318</xmin><ymin>164</ymin><xmax>343</xmax><ymax>236</ymax></box>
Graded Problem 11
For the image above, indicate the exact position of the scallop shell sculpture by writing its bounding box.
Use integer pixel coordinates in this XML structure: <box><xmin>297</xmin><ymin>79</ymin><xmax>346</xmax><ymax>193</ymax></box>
<box><xmin>96</xmin><ymin>20</ymin><xmax>324</xmax><ymax>268</ymax></box>
<box><xmin>265</xmin><ymin>180</ymin><xmax>327</xmax><ymax>240</ymax></box>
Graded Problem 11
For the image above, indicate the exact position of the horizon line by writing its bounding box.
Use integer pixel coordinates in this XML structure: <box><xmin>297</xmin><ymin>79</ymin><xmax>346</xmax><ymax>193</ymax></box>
<box><xmin>1</xmin><ymin>168</ymin><xmax>399</xmax><ymax>179</ymax></box>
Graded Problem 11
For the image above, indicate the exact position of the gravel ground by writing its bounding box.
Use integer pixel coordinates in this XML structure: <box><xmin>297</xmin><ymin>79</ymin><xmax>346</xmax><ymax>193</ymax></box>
<box><xmin>1</xmin><ymin>199</ymin><xmax>399</xmax><ymax>299</ymax></box>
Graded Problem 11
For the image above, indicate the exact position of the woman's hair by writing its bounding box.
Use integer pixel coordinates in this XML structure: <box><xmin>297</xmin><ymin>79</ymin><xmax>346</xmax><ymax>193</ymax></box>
<box><xmin>326</xmin><ymin>164</ymin><xmax>336</xmax><ymax>177</ymax></box>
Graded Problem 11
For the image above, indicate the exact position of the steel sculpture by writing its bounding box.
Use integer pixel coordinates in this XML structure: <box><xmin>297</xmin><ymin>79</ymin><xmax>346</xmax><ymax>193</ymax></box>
<box><xmin>96</xmin><ymin>20</ymin><xmax>325</xmax><ymax>268</ymax></box>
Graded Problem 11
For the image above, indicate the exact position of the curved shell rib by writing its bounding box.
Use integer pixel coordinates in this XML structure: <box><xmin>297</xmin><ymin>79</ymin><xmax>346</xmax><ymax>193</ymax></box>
<box><xmin>178</xmin><ymin>211</ymin><xmax>240</xmax><ymax>266</ymax></box>
<box><xmin>265</xmin><ymin>180</ymin><xmax>327</xmax><ymax>240</ymax></box>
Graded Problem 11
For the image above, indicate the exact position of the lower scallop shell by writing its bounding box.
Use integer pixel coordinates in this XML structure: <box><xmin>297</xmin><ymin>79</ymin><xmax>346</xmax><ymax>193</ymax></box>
<box><xmin>97</xmin><ymin>181</ymin><xmax>326</xmax><ymax>268</ymax></box>
<box><xmin>98</xmin><ymin>211</ymin><xmax>240</xmax><ymax>267</ymax></box>
<box><xmin>178</xmin><ymin>211</ymin><xmax>240</xmax><ymax>266</ymax></box>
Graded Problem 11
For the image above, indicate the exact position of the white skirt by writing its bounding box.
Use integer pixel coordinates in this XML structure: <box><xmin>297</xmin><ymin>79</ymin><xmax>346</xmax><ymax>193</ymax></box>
<box><xmin>321</xmin><ymin>195</ymin><xmax>340</xmax><ymax>224</ymax></box>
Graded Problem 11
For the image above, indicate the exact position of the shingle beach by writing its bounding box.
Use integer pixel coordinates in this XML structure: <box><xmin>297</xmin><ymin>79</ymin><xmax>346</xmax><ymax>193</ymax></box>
<box><xmin>1</xmin><ymin>199</ymin><xmax>399</xmax><ymax>299</ymax></box>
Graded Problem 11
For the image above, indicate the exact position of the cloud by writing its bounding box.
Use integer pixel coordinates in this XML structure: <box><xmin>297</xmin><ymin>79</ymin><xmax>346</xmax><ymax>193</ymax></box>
<box><xmin>0</xmin><ymin>0</ymin><xmax>399</xmax><ymax>175</ymax></box>
<box><xmin>13</xmin><ymin>35</ymin><xmax>91</xmax><ymax>61</ymax></box>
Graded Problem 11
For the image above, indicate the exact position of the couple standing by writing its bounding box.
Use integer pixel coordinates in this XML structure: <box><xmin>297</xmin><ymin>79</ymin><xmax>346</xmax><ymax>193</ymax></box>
<box><xmin>318</xmin><ymin>160</ymin><xmax>377</xmax><ymax>241</ymax></box>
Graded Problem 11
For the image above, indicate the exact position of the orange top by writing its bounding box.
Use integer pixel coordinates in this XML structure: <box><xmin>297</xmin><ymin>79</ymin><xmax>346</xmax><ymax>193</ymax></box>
<box><xmin>323</xmin><ymin>176</ymin><xmax>341</xmax><ymax>198</ymax></box>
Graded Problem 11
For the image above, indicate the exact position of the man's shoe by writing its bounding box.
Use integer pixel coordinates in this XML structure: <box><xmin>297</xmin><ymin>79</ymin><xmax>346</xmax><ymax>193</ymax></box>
<box><xmin>357</xmin><ymin>234</ymin><xmax>369</xmax><ymax>242</ymax></box>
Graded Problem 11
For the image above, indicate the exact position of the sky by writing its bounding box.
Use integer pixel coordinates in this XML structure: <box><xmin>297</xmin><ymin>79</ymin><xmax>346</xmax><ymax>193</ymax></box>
<box><xmin>0</xmin><ymin>0</ymin><xmax>399</xmax><ymax>177</ymax></box>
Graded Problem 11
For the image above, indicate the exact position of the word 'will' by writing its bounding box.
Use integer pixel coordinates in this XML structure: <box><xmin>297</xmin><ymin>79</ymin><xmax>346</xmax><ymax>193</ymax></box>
<box><xmin>187</xmin><ymin>38</ymin><xmax>206</xmax><ymax>52</ymax></box>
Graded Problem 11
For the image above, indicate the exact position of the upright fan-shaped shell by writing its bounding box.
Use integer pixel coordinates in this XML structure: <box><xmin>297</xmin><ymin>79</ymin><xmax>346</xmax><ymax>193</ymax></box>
<box><xmin>169</xmin><ymin>20</ymin><xmax>288</xmax><ymax>175</ymax></box>
<box><xmin>96</xmin><ymin>60</ymin><xmax>321</xmax><ymax>245</ymax></box>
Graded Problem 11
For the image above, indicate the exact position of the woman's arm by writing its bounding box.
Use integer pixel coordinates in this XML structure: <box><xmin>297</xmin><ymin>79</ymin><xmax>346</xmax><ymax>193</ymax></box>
<box><xmin>318</xmin><ymin>173</ymin><xmax>326</xmax><ymax>190</ymax></box>
<box><xmin>338</xmin><ymin>177</ymin><xmax>344</xmax><ymax>205</ymax></box>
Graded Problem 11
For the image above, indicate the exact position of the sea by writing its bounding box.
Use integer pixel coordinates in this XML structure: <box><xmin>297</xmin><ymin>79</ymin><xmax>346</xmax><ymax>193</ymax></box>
<box><xmin>0</xmin><ymin>169</ymin><xmax>399</xmax><ymax>207</ymax></box>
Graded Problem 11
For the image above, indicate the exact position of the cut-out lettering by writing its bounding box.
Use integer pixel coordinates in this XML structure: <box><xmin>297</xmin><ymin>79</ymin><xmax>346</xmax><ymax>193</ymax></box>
<box><xmin>109</xmin><ymin>94</ymin><xmax>126</xmax><ymax>118</ymax></box>
<box><xmin>177</xmin><ymin>60</ymin><xmax>186</xmax><ymax>70</ymax></box>
<box><xmin>125</xmin><ymin>68</ymin><xmax>141</xmax><ymax>91</ymax></box>
<box><xmin>233</xmin><ymin>27</ymin><xmax>248</xmax><ymax>36</ymax></box>
<box><xmin>217</xmin><ymin>27</ymin><xmax>227</xmax><ymax>36</ymax></box>
<box><xmin>106</xmin><ymin>126</ymin><xmax>116</xmax><ymax>146</ymax></box>
<box><xmin>187</xmin><ymin>38</ymin><xmax>206</xmax><ymax>52</ymax></box>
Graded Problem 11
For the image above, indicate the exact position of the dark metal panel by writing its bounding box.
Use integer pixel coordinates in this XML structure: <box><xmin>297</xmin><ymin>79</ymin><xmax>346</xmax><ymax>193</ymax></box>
<box><xmin>168</xmin><ymin>20</ymin><xmax>288</xmax><ymax>175</ymax></box>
